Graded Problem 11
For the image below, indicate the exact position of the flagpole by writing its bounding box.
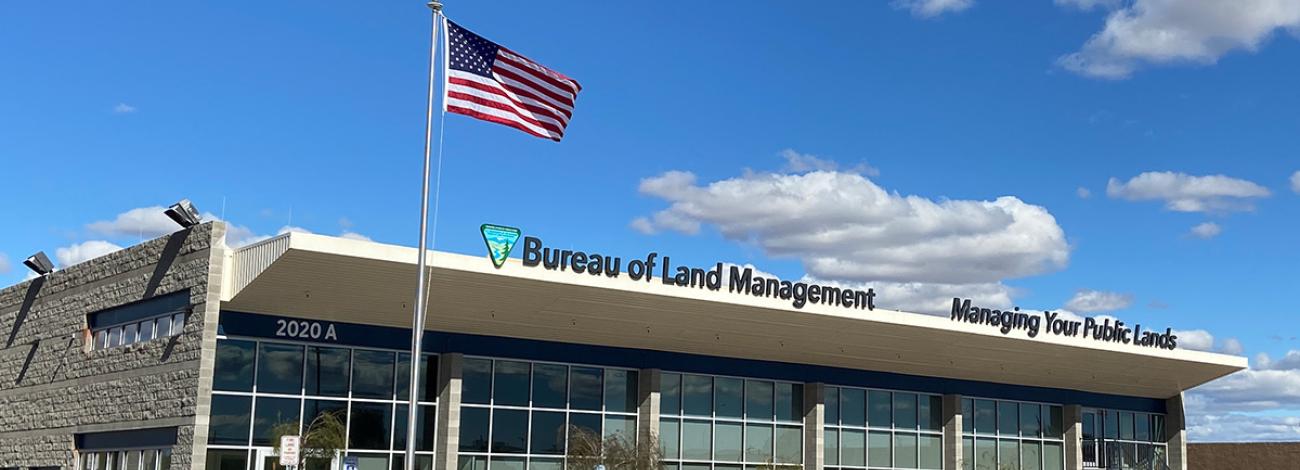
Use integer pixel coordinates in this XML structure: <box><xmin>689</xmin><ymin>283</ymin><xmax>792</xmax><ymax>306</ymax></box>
<box><xmin>407</xmin><ymin>2</ymin><xmax>442</xmax><ymax>470</ymax></box>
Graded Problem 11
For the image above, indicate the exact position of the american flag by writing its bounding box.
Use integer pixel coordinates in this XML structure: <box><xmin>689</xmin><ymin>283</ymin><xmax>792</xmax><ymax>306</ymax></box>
<box><xmin>444</xmin><ymin>19</ymin><xmax>581</xmax><ymax>142</ymax></box>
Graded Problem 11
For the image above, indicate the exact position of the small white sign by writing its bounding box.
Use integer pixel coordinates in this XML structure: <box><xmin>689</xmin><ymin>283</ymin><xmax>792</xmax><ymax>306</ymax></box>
<box><xmin>343</xmin><ymin>456</ymin><xmax>359</xmax><ymax>470</ymax></box>
<box><xmin>280</xmin><ymin>435</ymin><xmax>301</xmax><ymax>467</ymax></box>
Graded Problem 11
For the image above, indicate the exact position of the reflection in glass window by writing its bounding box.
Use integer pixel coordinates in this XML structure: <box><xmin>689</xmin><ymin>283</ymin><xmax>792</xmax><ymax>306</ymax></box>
<box><xmin>605</xmin><ymin>369</ymin><xmax>638</xmax><ymax>413</ymax></box>
<box><xmin>533</xmin><ymin>364</ymin><xmax>567</xmax><ymax>409</ymax></box>
<box><xmin>353</xmin><ymin>350</ymin><xmax>396</xmax><ymax>399</ymax></box>
<box><xmin>663</xmin><ymin>373</ymin><xmax>803</xmax><ymax>469</ymax></box>
<box><xmin>306</xmin><ymin>346</ymin><xmax>350</xmax><ymax>397</ymax></box>
<box><xmin>964</xmin><ymin>398</ymin><xmax>1066</xmax><ymax>470</ymax></box>
<box><xmin>351</xmin><ymin>402</ymin><xmax>394</xmax><ymax>450</ymax></box>
<box><xmin>257</xmin><ymin>343</ymin><xmax>304</xmax><ymax>394</ymax></box>
<box><xmin>214</xmin><ymin>340</ymin><xmax>256</xmax><ymax>391</ymax></box>
<box><xmin>570</xmin><ymin>367</ymin><xmax>604</xmax><ymax>411</ymax></box>
<box><xmin>208</xmin><ymin>395</ymin><xmax>252</xmax><ymax>445</ymax></box>
<box><xmin>252</xmin><ymin>397</ymin><xmax>300</xmax><ymax>446</ymax></box>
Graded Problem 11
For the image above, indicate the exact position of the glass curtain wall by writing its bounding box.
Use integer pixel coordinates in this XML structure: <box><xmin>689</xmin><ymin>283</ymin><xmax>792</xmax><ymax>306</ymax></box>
<box><xmin>822</xmin><ymin>386</ymin><xmax>943</xmax><ymax>470</ymax></box>
<box><xmin>208</xmin><ymin>338</ymin><xmax>438</xmax><ymax>470</ymax></box>
<box><xmin>456</xmin><ymin>357</ymin><xmax>640</xmax><ymax>470</ymax></box>
<box><xmin>1081</xmin><ymin>409</ymin><xmax>1167</xmax><ymax>470</ymax></box>
<box><xmin>961</xmin><ymin>398</ymin><xmax>1065</xmax><ymax>470</ymax></box>
<box><xmin>658</xmin><ymin>373</ymin><xmax>804</xmax><ymax>470</ymax></box>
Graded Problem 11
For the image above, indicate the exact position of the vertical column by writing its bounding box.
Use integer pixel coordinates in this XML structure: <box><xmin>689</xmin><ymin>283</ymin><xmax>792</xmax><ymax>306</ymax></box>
<box><xmin>1063</xmin><ymin>405</ymin><xmax>1084</xmax><ymax>470</ymax></box>
<box><xmin>1165</xmin><ymin>393</ymin><xmax>1188</xmax><ymax>470</ymax></box>
<box><xmin>804</xmin><ymin>382</ymin><xmax>826</xmax><ymax>470</ymax></box>
<box><xmin>638</xmin><ymin>369</ymin><xmax>662</xmax><ymax>446</ymax></box>
<box><xmin>942</xmin><ymin>395</ymin><xmax>962</xmax><ymax>470</ymax></box>
<box><xmin>435</xmin><ymin>353</ymin><xmax>464</xmax><ymax>470</ymax></box>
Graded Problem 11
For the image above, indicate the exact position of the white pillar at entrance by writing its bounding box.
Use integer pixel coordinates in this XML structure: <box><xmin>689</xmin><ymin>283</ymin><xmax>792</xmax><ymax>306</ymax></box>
<box><xmin>804</xmin><ymin>383</ymin><xmax>826</xmax><ymax>470</ymax></box>
<box><xmin>1165</xmin><ymin>393</ymin><xmax>1189</xmax><ymax>470</ymax></box>
<box><xmin>1064</xmin><ymin>405</ymin><xmax>1084</xmax><ymax>470</ymax></box>
<box><xmin>434</xmin><ymin>353</ymin><xmax>464</xmax><ymax>470</ymax></box>
<box><xmin>638</xmin><ymin>368</ymin><xmax>662</xmax><ymax>446</ymax></box>
<box><xmin>942</xmin><ymin>394</ymin><xmax>962</xmax><ymax>470</ymax></box>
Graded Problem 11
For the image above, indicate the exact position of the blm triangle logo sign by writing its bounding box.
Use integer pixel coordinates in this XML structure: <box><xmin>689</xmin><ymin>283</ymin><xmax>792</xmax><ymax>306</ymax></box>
<box><xmin>480</xmin><ymin>224</ymin><xmax>522</xmax><ymax>268</ymax></box>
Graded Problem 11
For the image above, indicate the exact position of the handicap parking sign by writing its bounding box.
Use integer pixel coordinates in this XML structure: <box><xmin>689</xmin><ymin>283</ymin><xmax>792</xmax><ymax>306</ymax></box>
<box><xmin>343</xmin><ymin>456</ymin><xmax>359</xmax><ymax>470</ymax></box>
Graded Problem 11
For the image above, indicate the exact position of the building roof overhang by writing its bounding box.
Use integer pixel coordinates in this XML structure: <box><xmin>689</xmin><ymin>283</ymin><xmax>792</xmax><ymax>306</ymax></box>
<box><xmin>221</xmin><ymin>231</ymin><xmax>1246</xmax><ymax>400</ymax></box>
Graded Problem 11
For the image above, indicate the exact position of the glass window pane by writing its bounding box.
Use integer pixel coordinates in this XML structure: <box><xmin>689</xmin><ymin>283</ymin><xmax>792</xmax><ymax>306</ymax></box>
<box><xmin>214</xmin><ymin>340</ymin><xmax>256</xmax><ymax>391</ymax></box>
<box><xmin>156</xmin><ymin>316</ymin><xmax>172</xmax><ymax>340</ymax></box>
<box><xmin>606</xmin><ymin>369</ymin><xmax>639</xmax><ymax>413</ymax></box>
<box><xmin>976</xmin><ymin>438</ymin><xmax>997</xmax><ymax>470</ymax></box>
<box><xmin>457</xmin><ymin>456</ymin><xmax>485</xmax><ymax>470</ymax></box>
<box><xmin>662</xmin><ymin>373</ymin><xmax>682</xmax><ymax>415</ymax></box>
<box><xmin>142</xmin><ymin>449</ymin><xmax>157</xmax><ymax>470</ymax></box>
<box><xmin>869</xmin><ymin>391</ymin><xmax>892</xmax><ymax>428</ymax></box>
<box><xmin>776</xmin><ymin>383</ymin><xmax>802</xmax><ymax>422</ymax></box>
<box><xmin>824</xmin><ymin>387</ymin><xmax>840</xmax><ymax>425</ymax></box>
<box><xmin>204</xmin><ymin>450</ymin><xmax>248</xmax><ymax>470</ymax></box>
<box><xmin>868</xmin><ymin>431</ymin><xmax>892</xmax><ymax>467</ymax></box>
<box><xmin>975</xmin><ymin>400</ymin><xmax>996</xmax><ymax>435</ymax></box>
<box><xmin>171</xmin><ymin>313</ymin><xmax>185</xmax><ymax>335</ymax></box>
<box><xmin>682</xmin><ymin>420</ymin><xmax>712</xmax><ymax>460</ymax></box>
<box><xmin>140</xmin><ymin>320</ymin><xmax>155</xmax><ymax>342</ymax></box>
<box><xmin>841</xmin><ymin>388</ymin><xmax>866</xmax><ymax>427</ymax></box>
<box><xmin>351</xmin><ymin>350</ymin><xmax>395</xmax><ymax>399</ymax></box>
<box><xmin>1135</xmin><ymin>414</ymin><xmax>1151</xmax><ymax>441</ymax></box>
<box><xmin>963</xmin><ymin>399</ymin><xmax>974</xmax><ymax>434</ymax></box>
<box><xmin>396</xmin><ymin>354</ymin><xmax>437</xmax><ymax>402</ymax></box>
<box><xmin>305</xmin><ymin>346</ymin><xmax>350</xmax><ymax>397</ymax></box>
<box><xmin>252</xmin><ymin>397</ymin><xmax>300</xmax><ymax>446</ymax></box>
<box><xmin>919</xmin><ymin>395</ymin><xmax>942</xmax><ymax>432</ymax></box>
<box><xmin>462</xmin><ymin>358</ymin><xmax>493</xmax><ymax>405</ymax></box>
<box><xmin>256</xmin><ymin>343</ymin><xmax>303</xmax><ymax>394</ymax></box>
<box><xmin>459</xmin><ymin>407</ymin><xmax>490</xmax><ymax>452</ymax></box>
<box><xmin>532</xmin><ymin>363</ymin><xmax>568</xmax><ymax>409</ymax></box>
<box><xmin>895</xmin><ymin>433</ymin><xmax>918</xmax><ymax>469</ymax></box>
<box><xmin>95</xmin><ymin>329</ymin><xmax>108</xmax><ymax>350</ymax></box>
<box><xmin>570</xmin><ymin>367</ymin><xmax>604</xmax><ymax>411</ymax></box>
<box><xmin>126</xmin><ymin>449</ymin><xmax>140</xmax><ymax>470</ymax></box>
<box><xmin>713</xmin><ymin>377</ymin><xmax>743</xmax><ymax>418</ymax></box>
<box><xmin>303</xmin><ymin>399</ymin><xmax>348</xmax><ymax>442</ymax></box>
<box><xmin>393</xmin><ymin>404</ymin><xmax>436</xmax><ymax>451</ymax></box>
<box><xmin>1044</xmin><ymin>406</ymin><xmax>1063</xmax><ymax>439</ymax></box>
<box><xmin>350</xmin><ymin>402</ymin><xmax>393</xmax><ymax>449</ymax></box>
<box><xmin>530</xmin><ymin>411</ymin><xmax>566</xmax><ymax>455</ymax></box>
<box><xmin>999</xmin><ymin>440</ymin><xmax>1021</xmax><ymax>470</ymax></box>
<box><xmin>491</xmin><ymin>408</ymin><xmax>528</xmax><ymax>453</ymax></box>
<box><xmin>109</xmin><ymin>327</ymin><xmax>122</xmax><ymax>348</ymax></box>
<box><xmin>494</xmin><ymin>360</ymin><xmax>531</xmax><ymax>406</ymax></box>
<box><xmin>660</xmin><ymin>418</ymin><xmax>681</xmax><ymax>459</ymax></box>
<box><xmin>1020</xmin><ymin>403</ymin><xmax>1041</xmax><ymax>438</ymax></box>
<box><xmin>895</xmin><ymin>393</ymin><xmax>918</xmax><ymax>429</ymax></box>
<box><xmin>775</xmin><ymin>425</ymin><xmax>802</xmax><ymax>464</ymax></box>
<box><xmin>744</xmin><ymin>380</ymin><xmax>773</xmax><ymax>421</ymax></box>
<box><xmin>529</xmin><ymin>459</ymin><xmax>562</xmax><ymax>470</ymax></box>
<box><xmin>1022</xmin><ymin>441</ymin><xmax>1042</xmax><ymax>470</ymax></box>
<box><xmin>842</xmin><ymin>429</ymin><xmax>866</xmax><ymax>467</ymax></box>
<box><xmin>716</xmin><ymin>422</ymin><xmax>744</xmax><ymax>461</ymax></box>
<box><xmin>492</xmin><ymin>457</ymin><xmax>524</xmax><ymax>470</ymax></box>
<box><xmin>745</xmin><ymin>423</ymin><xmax>774</xmax><ymax>463</ymax></box>
<box><xmin>919</xmin><ymin>434</ymin><xmax>942</xmax><ymax>470</ymax></box>
<box><xmin>605</xmin><ymin>415</ymin><xmax>636</xmax><ymax>441</ymax></box>
<box><xmin>1043</xmin><ymin>442</ymin><xmax>1064</xmax><ymax>470</ymax></box>
<box><xmin>208</xmin><ymin>395</ymin><xmax>252</xmax><ymax>445</ymax></box>
<box><xmin>1120</xmin><ymin>412</ymin><xmax>1135</xmax><ymax>440</ymax></box>
<box><xmin>963</xmin><ymin>437</ymin><xmax>974</xmax><ymax>470</ymax></box>
<box><xmin>825</xmin><ymin>428</ymin><xmax>840</xmax><ymax>466</ymax></box>
<box><xmin>682</xmin><ymin>375</ymin><xmax>713</xmax><ymax>416</ymax></box>
<box><xmin>998</xmin><ymin>402</ymin><xmax>1019</xmax><ymax>436</ymax></box>
<box><xmin>1104</xmin><ymin>410</ymin><xmax>1119</xmax><ymax>439</ymax></box>
<box><xmin>571</xmin><ymin>412</ymin><xmax>602</xmax><ymax>438</ymax></box>
<box><xmin>346</xmin><ymin>454</ymin><xmax>387</xmax><ymax>470</ymax></box>
<box><xmin>124</xmin><ymin>324</ymin><xmax>138</xmax><ymax>345</ymax></box>
<box><xmin>1153</xmin><ymin>446</ymin><xmax>1167</xmax><ymax>469</ymax></box>
<box><xmin>1152</xmin><ymin>415</ymin><xmax>1166</xmax><ymax>442</ymax></box>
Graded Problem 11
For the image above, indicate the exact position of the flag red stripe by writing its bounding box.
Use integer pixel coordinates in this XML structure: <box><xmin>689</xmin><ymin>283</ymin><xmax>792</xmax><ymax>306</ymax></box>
<box><xmin>495</xmin><ymin>50</ymin><xmax>581</xmax><ymax>96</ymax></box>
<box><xmin>449</xmin><ymin>77</ymin><xmax>570</xmax><ymax>125</ymax></box>
<box><xmin>491</xmin><ymin>66</ymin><xmax>576</xmax><ymax>111</ymax></box>
<box><xmin>446</xmin><ymin>90</ymin><xmax>565</xmax><ymax>135</ymax></box>
<box><xmin>500</xmin><ymin>47</ymin><xmax>581</xmax><ymax>92</ymax></box>
<box><xmin>447</xmin><ymin>104</ymin><xmax>559</xmax><ymax>141</ymax></box>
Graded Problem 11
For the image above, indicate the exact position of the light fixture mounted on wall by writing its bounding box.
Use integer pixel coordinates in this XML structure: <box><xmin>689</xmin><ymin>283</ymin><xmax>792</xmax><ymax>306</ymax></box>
<box><xmin>164</xmin><ymin>199</ymin><xmax>202</xmax><ymax>228</ymax></box>
<box><xmin>23</xmin><ymin>252</ymin><xmax>54</xmax><ymax>276</ymax></box>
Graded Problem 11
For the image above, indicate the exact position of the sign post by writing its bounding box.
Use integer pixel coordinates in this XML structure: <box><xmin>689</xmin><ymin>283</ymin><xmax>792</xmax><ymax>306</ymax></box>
<box><xmin>279</xmin><ymin>435</ymin><xmax>300</xmax><ymax>468</ymax></box>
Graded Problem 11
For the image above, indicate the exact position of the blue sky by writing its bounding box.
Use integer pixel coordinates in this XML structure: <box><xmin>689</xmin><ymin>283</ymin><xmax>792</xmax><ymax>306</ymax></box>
<box><xmin>3</xmin><ymin>1</ymin><xmax>1299</xmax><ymax>440</ymax></box>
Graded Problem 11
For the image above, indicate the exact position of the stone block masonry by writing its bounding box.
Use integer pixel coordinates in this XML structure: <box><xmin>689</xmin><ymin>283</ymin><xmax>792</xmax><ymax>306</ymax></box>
<box><xmin>0</xmin><ymin>222</ymin><xmax>227</xmax><ymax>470</ymax></box>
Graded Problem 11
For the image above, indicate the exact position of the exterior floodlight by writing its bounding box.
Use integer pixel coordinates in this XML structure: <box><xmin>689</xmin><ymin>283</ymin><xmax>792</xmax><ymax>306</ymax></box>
<box><xmin>23</xmin><ymin>251</ymin><xmax>54</xmax><ymax>276</ymax></box>
<box><xmin>164</xmin><ymin>199</ymin><xmax>202</xmax><ymax>228</ymax></box>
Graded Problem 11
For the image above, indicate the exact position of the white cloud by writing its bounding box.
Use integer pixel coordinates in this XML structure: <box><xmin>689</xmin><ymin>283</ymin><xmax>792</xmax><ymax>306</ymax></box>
<box><xmin>1290</xmin><ymin>170</ymin><xmax>1300</xmax><ymax>194</ymax></box>
<box><xmin>892</xmin><ymin>0</ymin><xmax>974</xmax><ymax>18</ymax></box>
<box><xmin>55</xmin><ymin>240</ymin><xmax>124</xmax><ymax>267</ymax></box>
<box><xmin>113</xmin><ymin>103</ymin><xmax>137</xmax><ymax>113</ymax></box>
<box><xmin>86</xmin><ymin>206</ymin><xmax>185</xmax><ymax>239</ymax></box>
<box><xmin>1059</xmin><ymin>0</ymin><xmax>1300</xmax><ymax>79</ymax></box>
<box><xmin>0</xmin><ymin>252</ymin><xmax>10</xmax><ymax>275</ymax></box>
<box><xmin>1106</xmin><ymin>171</ymin><xmax>1271</xmax><ymax>213</ymax></box>
<box><xmin>635</xmin><ymin>167</ymin><xmax>1070</xmax><ymax>286</ymax></box>
<box><xmin>340</xmin><ymin>231</ymin><xmax>372</xmax><ymax>242</ymax></box>
<box><xmin>1176</xmin><ymin>329</ymin><xmax>1216</xmax><ymax>351</ymax></box>
<box><xmin>277</xmin><ymin>225</ymin><xmax>313</xmax><ymax>235</ymax></box>
<box><xmin>1064</xmin><ymin>289</ymin><xmax>1133</xmax><ymax>313</ymax></box>
<box><xmin>1076</xmin><ymin>187</ymin><xmax>1092</xmax><ymax>199</ymax></box>
<box><xmin>779</xmin><ymin>149</ymin><xmax>879</xmax><ymax>177</ymax></box>
<box><xmin>1221</xmin><ymin>337</ymin><xmax>1245</xmax><ymax>356</ymax></box>
<box><xmin>1190</xmin><ymin>222</ymin><xmax>1223</xmax><ymax>239</ymax></box>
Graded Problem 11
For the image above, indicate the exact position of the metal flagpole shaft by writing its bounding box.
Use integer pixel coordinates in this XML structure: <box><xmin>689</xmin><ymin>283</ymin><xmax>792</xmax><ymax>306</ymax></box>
<box><xmin>407</xmin><ymin>2</ymin><xmax>443</xmax><ymax>470</ymax></box>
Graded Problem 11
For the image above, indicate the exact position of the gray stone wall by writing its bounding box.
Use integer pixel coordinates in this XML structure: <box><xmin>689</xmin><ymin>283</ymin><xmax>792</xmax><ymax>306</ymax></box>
<box><xmin>0</xmin><ymin>222</ymin><xmax>226</xmax><ymax>470</ymax></box>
